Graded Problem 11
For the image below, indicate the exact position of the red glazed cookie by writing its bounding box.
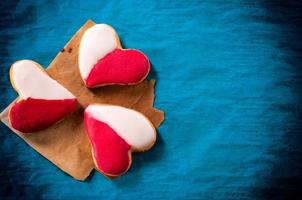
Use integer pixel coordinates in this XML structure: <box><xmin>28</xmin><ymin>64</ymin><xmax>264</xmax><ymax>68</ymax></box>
<box><xmin>9</xmin><ymin>60</ymin><xmax>77</xmax><ymax>133</ymax></box>
<box><xmin>84</xmin><ymin>104</ymin><xmax>156</xmax><ymax>177</ymax></box>
<box><xmin>79</xmin><ymin>24</ymin><xmax>150</xmax><ymax>88</ymax></box>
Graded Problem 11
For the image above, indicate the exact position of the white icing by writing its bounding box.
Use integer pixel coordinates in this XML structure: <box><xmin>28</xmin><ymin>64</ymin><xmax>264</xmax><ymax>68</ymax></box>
<box><xmin>79</xmin><ymin>24</ymin><xmax>118</xmax><ymax>80</ymax></box>
<box><xmin>85</xmin><ymin>105</ymin><xmax>155</xmax><ymax>149</ymax></box>
<box><xmin>11</xmin><ymin>60</ymin><xmax>75</xmax><ymax>100</ymax></box>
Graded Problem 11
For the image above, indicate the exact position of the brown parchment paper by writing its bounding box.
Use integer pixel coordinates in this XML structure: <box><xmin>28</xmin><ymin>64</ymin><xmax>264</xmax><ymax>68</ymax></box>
<box><xmin>0</xmin><ymin>20</ymin><xmax>164</xmax><ymax>181</ymax></box>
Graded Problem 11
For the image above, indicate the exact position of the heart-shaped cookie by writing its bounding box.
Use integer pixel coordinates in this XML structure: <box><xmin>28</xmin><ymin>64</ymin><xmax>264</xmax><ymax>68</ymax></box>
<box><xmin>84</xmin><ymin>104</ymin><xmax>156</xmax><ymax>177</ymax></box>
<box><xmin>9</xmin><ymin>60</ymin><xmax>77</xmax><ymax>133</ymax></box>
<box><xmin>79</xmin><ymin>24</ymin><xmax>150</xmax><ymax>88</ymax></box>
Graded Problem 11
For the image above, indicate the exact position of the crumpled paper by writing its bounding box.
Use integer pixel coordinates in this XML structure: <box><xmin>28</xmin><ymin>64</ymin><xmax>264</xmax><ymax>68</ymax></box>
<box><xmin>0</xmin><ymin>20</ymin><xmax>164</xmax><ymax>181</ymax></box>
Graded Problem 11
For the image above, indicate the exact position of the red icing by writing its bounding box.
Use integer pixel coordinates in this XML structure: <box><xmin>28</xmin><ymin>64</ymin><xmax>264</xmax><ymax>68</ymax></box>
<box><xmin>86</xmin><ymin>49</ymin><xmax>150</xmax><ymax>87</ymax></box>
<box><xmin>84</xmin><ymin>112</ymin><xmax>131</xmax><ymax>176</ymax></box>
<box><xmin>9</xmin><ymin>98</ymin><xmax>77</xmax><ymax>133</ymax></box>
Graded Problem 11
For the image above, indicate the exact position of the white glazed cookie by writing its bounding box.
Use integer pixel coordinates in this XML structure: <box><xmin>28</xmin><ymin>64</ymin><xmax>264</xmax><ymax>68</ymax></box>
<box><xmin>84</xmin><ymin>104</ymin><xmax>156</xmax><ymax>177</ymax></box>
<box><xmin>79</xmin><ymin>24</ymin><xmax>150</xmax><ymax>88</ymax></box>
<box><xmin>9</xmin><ymin>60</ymin><xmax>77</xmax><ymax>133</ymax></box>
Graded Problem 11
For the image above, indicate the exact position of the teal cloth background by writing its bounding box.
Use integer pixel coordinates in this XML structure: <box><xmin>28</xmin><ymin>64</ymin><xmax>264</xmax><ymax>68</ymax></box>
<box><xmin>1</xmin><ymin>0</ymin><xmax>302</xmax><ymax>199</ymax></box>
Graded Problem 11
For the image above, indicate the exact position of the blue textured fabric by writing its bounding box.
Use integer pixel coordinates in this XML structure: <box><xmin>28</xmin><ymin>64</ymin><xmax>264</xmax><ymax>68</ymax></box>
<box><xmin>1</xmin><ymin>0</ymin><xmax>302</xmax><ymax>199</ymax></box>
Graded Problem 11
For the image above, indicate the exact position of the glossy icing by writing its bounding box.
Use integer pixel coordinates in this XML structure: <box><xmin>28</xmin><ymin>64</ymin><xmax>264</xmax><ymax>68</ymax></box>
<box><xmin>10</xmin><ymin>98</ymin><xmax>77</xmax><ymax>133</ymax></box>
<box><xmin>86</xmin><ymin>49</ymin><xmax>150</xmax><ymax>87</ymax></box>
<box><xmin>11</xmin><ymin>60</ymin><xmax>75</xmax><ymax>100</ymax></box>
<box><xmin>84</xmin><ymin>114</ymin><xmax>131</xmax><ymax>176</ymax></box>
<box><xmin>85</xmin><ymin>104</ymin><xmax>156</xmax><ymax>150</ymax></box>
